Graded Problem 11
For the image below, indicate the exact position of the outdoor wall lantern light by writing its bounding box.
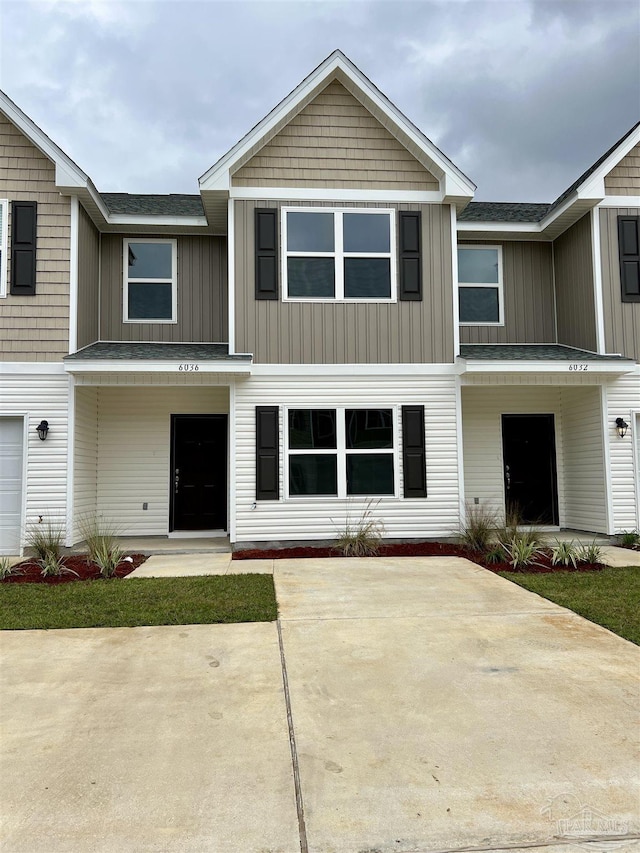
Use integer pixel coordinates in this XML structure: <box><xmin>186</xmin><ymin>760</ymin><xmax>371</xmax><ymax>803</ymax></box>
<box><xmin>615</xmin><ymin>417</ymin><xmax>629</xmax><ymax>438</ymax></box>
<box><xmin>36</xmin><ymin>420</ymin><xmax>49</xmax><ymax>441</ymax></box>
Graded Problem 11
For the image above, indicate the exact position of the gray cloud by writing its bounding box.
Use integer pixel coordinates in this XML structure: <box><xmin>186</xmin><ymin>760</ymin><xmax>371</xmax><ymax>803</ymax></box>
<box><xmin>1</xmin><ymin>0</ymin><xmax>638</xmax><ymax>201</ymax></box>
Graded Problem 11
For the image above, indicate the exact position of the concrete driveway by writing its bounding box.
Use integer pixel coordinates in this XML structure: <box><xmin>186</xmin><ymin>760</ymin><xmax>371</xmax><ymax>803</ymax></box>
<box><xmin>1</xmin><ymin>556</ymin><xmax>639</xmax><ymax>852</ymax></box>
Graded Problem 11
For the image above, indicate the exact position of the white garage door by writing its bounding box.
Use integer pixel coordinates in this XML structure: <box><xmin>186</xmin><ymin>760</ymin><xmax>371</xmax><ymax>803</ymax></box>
<box><xmin>0</xmin><ymin>418</ymin><xmax>24</xmax><ymax>555</ymax></box>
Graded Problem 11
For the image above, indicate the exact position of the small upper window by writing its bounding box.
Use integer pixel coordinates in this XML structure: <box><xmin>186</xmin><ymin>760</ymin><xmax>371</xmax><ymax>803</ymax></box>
<box><xmin>283</xmin><ymin>208</ymin><xmax>395</xmax><ymax>301</ymax></box>
<box><xmin>123</xmin><ymin>239</ymin><xmax>177</xmax><ymax>323</ymax></box>
<box><xmin>0</xmin><ymin>199</ymin><xmax>8</xmax><ymax>298</ymax></box>
<box><xmin>458</xmin><ymin>245</ymin><xmax>503</xmax><ymax>325</ymax></box>
<box><xmin>618</xmin><ymin>216</ymin><xmax>640</xmax><ymax>303</ymax></box>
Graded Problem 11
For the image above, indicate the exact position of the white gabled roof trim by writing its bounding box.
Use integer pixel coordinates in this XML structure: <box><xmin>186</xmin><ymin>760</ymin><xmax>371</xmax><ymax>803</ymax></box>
<box><xmin>198</xmin><ymin>50</ymin><xmax>475</xmax><ymax>199</ymax></box>
<box><xmin>578</xmin><ymin>124</ymin><xmax>640</xmax><ymax>199</ymax></box>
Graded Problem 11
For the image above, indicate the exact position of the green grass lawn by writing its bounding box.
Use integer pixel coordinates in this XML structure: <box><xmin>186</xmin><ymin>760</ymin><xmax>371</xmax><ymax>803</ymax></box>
<box><xmin>0</xmin><ymin>574</ymin><xmax>277</xmax><ymax>630</ymax></box>
<box><xmin>502</xmin><ymin>566</ymin><xmax>640</xmax><ymax>645</ymax></box>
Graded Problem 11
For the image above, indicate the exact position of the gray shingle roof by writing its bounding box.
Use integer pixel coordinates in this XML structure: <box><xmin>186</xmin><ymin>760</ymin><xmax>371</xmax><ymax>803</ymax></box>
<box><xmin>65</xmin><ymin>342</ymin><xmax>251</xmax><ymax>361</ymax></box>
<box><xmin>101</xmin><ymin>194</ymin><xmax>204</xmax><ymax>216</ymax></box>
<box><xmin>458</xmin><ymin>202</ymin><xmax>551</xmax><ymax>223</ymax></box>
<box><xmin>460</xmin><ymin>344</ymin><xmax>633</xmax><ymax>362</ymax></box>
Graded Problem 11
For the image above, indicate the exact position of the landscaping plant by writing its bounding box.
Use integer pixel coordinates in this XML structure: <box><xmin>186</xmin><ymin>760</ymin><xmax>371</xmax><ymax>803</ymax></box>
<box><xmin>459</xmin><ymin>502</ymin><xmax>500</xmax><ymax>552</ymax></box>
<box><xmin>500</xmin><ymin>536</ymin><xmax>544</xmax><ymax>571</ymax></box>
<box><xmin>25</xmin><ymin>517</ymin><xmax>64</xmax><ymax>562</ymax></box>
<box><xmin>0</xmin><ymin>557</ymin><xmax>20</xmax><ymax>580</ymax></box>
<box><xmin>550</xmin><ymin>539</ymin><xmax>579</xmax><ymax>569</ymax></box>
<box><xmin>619</xmin><ymin>530</ymin><xmax>640</xmax><ymax>550</ymax></box>
<box><xmin>577</xmin><ymin>540</ymin><xmax>604</xmax><ymax>565</ymax></box>
<box><xmin>78</xmin><ymin>515</ymin><xmax>124</xmax><ymax>578</ymax></box>
<box><xmin>334</xmin><ymin>500</ymin><xmax>385</xmax><ymax>557</ymax></box>
<box><xmin>39</xmin><ymin>552</ymin><xmax>76</xmax><ymax>578</ymax></box>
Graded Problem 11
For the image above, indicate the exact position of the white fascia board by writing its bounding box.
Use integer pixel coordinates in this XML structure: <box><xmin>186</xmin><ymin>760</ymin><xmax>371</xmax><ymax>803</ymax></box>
<box><xmin>63</xmin><ymin>360</ymin><xmax>253</xmax><ymax>375</ymax></box>
<box><xmin>107</xmin><ymin>214</ymin><xmax>209</xmax><ymax>227</ymax></box>
<box><xmin>457</xmin><ymin>221</ymin><xmax>542</xmax><ymax>234</ymax></box>
<box><xmin>0</xmin><ymin>362</ymin><xmax>66</xmax><ymax>375</ymax></box>
<box><xmin>460</xmin><ymin>359</ymin><xmax>636</xmax><ymax>375</ymax></box>
<box><xmin>230</xmin><ymin>187</ymin><xmax>444</xmax><ymax>203</ymax></box>
<box><xmin>598</xmin><ymin>196</ymin><xmax>640</xmax><ymax>207</ymax></box>
<box><xmin>199</xmin><ymin>51</ymin><xmax>475</xmax><ymax>197</ymax></box>
<box><xmin>579</xmin><ymin>125</ymin><xmax>640</xmax><ymax>198</ymax></box>
<box><xmin>0</xmin><ymin>91</ymin><xmax>89</xmax><ymax>190</ymax></box>
<box><xmin>249</xmin><ymin>362</ymin><xmax>462</xmax><ymax>376</ymax></box>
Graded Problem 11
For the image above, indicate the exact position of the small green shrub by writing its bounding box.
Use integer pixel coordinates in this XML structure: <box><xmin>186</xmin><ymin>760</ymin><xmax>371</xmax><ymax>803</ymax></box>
<box><xmin>0</xmin><ymin>557</ymin><xmax>21</xmax><ymax>580</ymax></box>
<box><xmin>484</xmin><ymin>543</ymin><xmax>506</xmax><ymax>564</ymax></box>
<box><xmin>334</xmin><ymin>501</ymin><xmax>385</xmax><ymax>557</ymax></box>
<box><xmin>460</xmin><ymin>502</ymin><xmax>500</xmax><ymax>552</ymax></box>
<box><xmin>500</xmin><ymin>536</ymin><xmax>543</xmax><ymax>571</ymax></box>
<box><xmin>619</xmin><ymin>530</ymin><xmax>640</xmax><ymax>549</ymax></box>
<box><xmin>577</xmin><ymin>541</ymin><xmax>603</xmax><ymax>565</ymax></box>
<box><xmin>550</xmin><ymin>539</ymin><xmax>579</xmax><ymax>569</ymax></box>
<box><xmin>92</xmin><ymin>539</ymin><xmax>124</xmax><ymax>578</ymax></box>
<box><xmin>26</xmin><ymin>518</ymin><xmax>64</xmax><ymax>562</ymax></box>
<box><xmin>77</xmin><ymin>515</ymin><xmax>124</xmax><ymax>578</ymax></box>
<box><xmin>39</xmin><ymin>552</ymin><xmax>77</xmax><ymax>578</ymax></box>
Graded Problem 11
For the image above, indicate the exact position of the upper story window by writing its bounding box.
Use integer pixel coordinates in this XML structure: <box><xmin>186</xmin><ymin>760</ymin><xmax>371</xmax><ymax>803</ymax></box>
<box><xmin>282</xmin><ymin>208</ymin><xmax>396</xmax><ymax>301</ymax></box>
<box><xmin>123</xmin><ymin>238</ymin><xmax>177</xmax><ymax>323</ymax></box>
<box><xmin>458</xmin><ymin>245</ymin><xmax>504</xmax><ymax>325</ymax></box>
<box><xmin>0</xmin><ymin>200</ymin><xmax>8</xmax><ymax>298</ymax></box>
<box><xmin>618</xmin><ymin>216</ymin><xmax>640</xmax><ymax>303</ymax></box>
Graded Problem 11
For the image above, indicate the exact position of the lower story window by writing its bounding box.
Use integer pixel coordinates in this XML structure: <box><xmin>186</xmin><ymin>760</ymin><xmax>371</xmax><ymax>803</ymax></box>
<box><xmin>287</xmin><ymin>407</ymin><xmax>395</xmax><ymax>497</ymax></box>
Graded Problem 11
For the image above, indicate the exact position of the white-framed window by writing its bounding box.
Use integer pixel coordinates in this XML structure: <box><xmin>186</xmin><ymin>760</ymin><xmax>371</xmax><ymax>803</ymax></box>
<box><xmin>458</xmin><ymin>244</ymin><xmax>504</xmax><ymax>325</ymax></box>
<box><xmin>282</xmin><ymin>208</ymin><xmax>396</xmax><ymax>301</ymax></box>
<box><xmin>285</xmin><ymin>407</ymin><xmax>397</xmax><ymax>498</ymax></box>
<box><xmin>123</xmin><ymin>238</ymin><xmax>177</xmax><ymax>323</ymax></box>
<box><xmin>0</xmin><ymin>199</ymin><xmax>8</xmax><ymax>298</ymax></box>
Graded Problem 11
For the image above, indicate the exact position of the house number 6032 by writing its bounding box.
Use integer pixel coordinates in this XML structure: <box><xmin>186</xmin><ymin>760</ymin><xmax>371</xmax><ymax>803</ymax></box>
<box><xmin>178</xmin><ymin>363</ymin><xmax>199</xmax><ymax>371</ymax></box>
<box><xmin>568</xmin><ymin>364</ymin><xmax>588</xmax><ymax>371</ymax></box>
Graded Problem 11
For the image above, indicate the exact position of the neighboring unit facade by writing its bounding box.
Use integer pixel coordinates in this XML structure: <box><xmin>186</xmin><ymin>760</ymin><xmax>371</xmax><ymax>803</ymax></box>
<box><xmin>0</xmin><ymin>51</ymin><xmax>638</xmax><ymax>555</ymax></box>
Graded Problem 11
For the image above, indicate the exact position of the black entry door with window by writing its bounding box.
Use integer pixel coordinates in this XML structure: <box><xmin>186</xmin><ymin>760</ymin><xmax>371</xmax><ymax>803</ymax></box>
<box><xmin>170</xmin><ymin>415</ymin><xmax>227</xmax><ymax>531</ymax></box>
<box><xmin>501</xmin><ymin>414</ymin><xmax>559</xmax><ymax>525</ymax></box>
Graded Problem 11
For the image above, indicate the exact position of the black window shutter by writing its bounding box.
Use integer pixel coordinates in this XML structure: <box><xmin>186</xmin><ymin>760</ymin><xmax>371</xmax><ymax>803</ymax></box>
<box><xmin>618</xmin><ymin>216</ymin><xmax>640</xmax><ymax>302</ymax></box>
<box><xmin>402</xmin><ymin>405</ymin><xmax>427</xmax><ymax>498</ymax></box>
<box><xmin>255</xmin><ymin>208</ymin><xmax>278</xmax><ymax>300</ymax></box>
<box><xmin>399</xmin><ymin>211</ymin><xmax>422</xmax><ymax>301</ymax></box>
<box><xmin>256</xmin><ymin>406</ymin><xmax>279</xmax><ymax>500</ymax></box>
<box><xmin>10</xmin><ymin>201</ymin><xmax>37</xmax><ymax>295</ymax></box>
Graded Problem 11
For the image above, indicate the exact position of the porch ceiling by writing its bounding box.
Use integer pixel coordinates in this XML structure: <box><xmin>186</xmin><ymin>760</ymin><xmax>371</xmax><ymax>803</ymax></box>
<box><xmin>64</xmin><ymin>342</ymin><xmax>253</xmax><ymax>377</ymax></box>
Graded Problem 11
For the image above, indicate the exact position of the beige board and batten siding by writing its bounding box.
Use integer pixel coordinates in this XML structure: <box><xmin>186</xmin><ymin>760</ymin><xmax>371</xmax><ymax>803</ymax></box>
<box><xmin>95</xmin><ymin>386</ymin><xmax>229</xmax><ymax>535</ymax></box>
<box><xmin>0</xmin><ymin>372</ymin><xmax>69</xmax><ymax>543</ymax></box>
<box><xmin>232</xmin><ymin>81</ymin><xmax>439</xmax><ymax>190</ymax></box>
<box><xmin>235</xmin><ymin>200</ymin><xmax>453</xmax><ymax>364</ymax></box>
<box><xmin>77</xmin><ymin>204</ymin><xmax>100</xmax><ymax>349</ymax></box>
<box><xmin>599</xmin><ymin>207</ymin><xmax>640</xmax><ymax>361</ymax></box>
<box><xmin>99</xmin><ymin>234</ymin><xmax>228</xmax><ymax>342</ymax></box>
<box><xmin>0</xmin><ymin>114</ymin><xmax>70</xmax><ymax>360</ymax></box>
<box><xmin>553</xmin><ymin>213</ymin><xmax>598</xmax><ymax>352</ymax></box>
<box><xmin>235</xmin><ymin>373</ymin><xmax>460</xmax><ymax>542</ymax></box>
<box><xmin>459</xmin><ymin>241</ymin><xmax>555</xmax><ymax>345</ymax></box>
<box><xmin>73</xmin><ymin>386</ymin><xmax>98</xmax><ymax>541</ymax></box>
<box><xmin>605</xmin><ymin>370</ymin><xmax>640</xmax><ymax>531</ymax></box>
<box><xmin>604</xmin><ymin>144</ymin><xmax>640</xmax><ymax>196</ymax></box>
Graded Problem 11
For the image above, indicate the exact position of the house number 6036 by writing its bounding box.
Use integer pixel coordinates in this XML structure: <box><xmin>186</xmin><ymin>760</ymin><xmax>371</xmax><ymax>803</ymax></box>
<box><xmin>568</xmin><ymin>364</ymin><xmax>588</xmax><ymax>371</ymax></box>
<box><xmin>178</xmin><ymin>363</ymin><xmax>199</xmax><ymax>371</ymax></box>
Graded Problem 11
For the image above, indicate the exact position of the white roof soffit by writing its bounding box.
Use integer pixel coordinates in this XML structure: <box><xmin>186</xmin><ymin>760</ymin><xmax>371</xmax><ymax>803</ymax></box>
<box><xmin>198</xmin><ymin>50</ymin><xmax>476</xmax><ymax>201</ymax></box>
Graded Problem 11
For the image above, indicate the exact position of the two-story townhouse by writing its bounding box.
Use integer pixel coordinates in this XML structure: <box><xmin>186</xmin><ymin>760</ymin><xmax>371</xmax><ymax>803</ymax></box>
<box><xmin>0</xmin><ymin>50</ymin><xmax>638</xmax><ymax>555</ymax></box>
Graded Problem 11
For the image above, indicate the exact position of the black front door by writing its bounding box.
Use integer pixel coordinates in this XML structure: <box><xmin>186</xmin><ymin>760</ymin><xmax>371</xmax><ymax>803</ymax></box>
<box><xmin>501</xmin><ymin>414</ymin><xmax>559</xmax><ymax>525</ymax></box>
<box><xmin>170</xmin><ymin>415</ymin><xmax>227</xmax><ymax>531</ymax></box>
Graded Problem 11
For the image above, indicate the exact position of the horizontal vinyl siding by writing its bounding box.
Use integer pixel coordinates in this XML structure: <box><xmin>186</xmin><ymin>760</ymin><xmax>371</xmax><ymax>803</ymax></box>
<box><xmin>100</xmin><ymin>234</ymin><xmax>228</xmax><ymax>342</ymax></box>
<box><xmin>604</xmin><ymin>144</ymin><xmax>640</xmax><ymax>196</ymax></box>
<box><xmin>459</xmin><ymin>241</ymin><xmax>555</xmax><ymax>344</ymax></box>
<box><xmin>0</xmin><ymin>114</ymin><xmax>70</xmax><ymax>360</ymax></box>
<box><xmin>76</xmin><ymin>204</ymin><xmax>100</xmax><ymax>350</ymax></box>
<box><xmin>234</xmin><ymin>374</ymin><xmax>460</xmax><ymax>542</ymax></box>
<box><xmin>553</xmin><ymin>214</ymin><xmax>597</xmax><ymax>351</ymax></box>
<box><xmin>599</xmin><ymin>207</ymin><xmax>640</xmax><ymax>361</ymax></box>
<box><xmin>73</xmin><ymin>386</ymin><xmax>98</xmax><ymax>541</ymax></box>
<box><xmin>232</xmin><ymin>81</ymin><xmax>439</xmax><ymax>191</ymax></box>
<box><xmin>96</xmin><ymin>386</ymin><xmax>229</xmax><ymax>535</ymax></box>
<box><xmin>235</xmin><ymin>200</ymin><xmax>454</xmax><ymax>364</ymax></box>
<box><xmin>560</xmin><ymin>387</ymin><xmax>607</xmax><ymax>532</ymax></box>
<box><xmin>461</xmin><ymin>386</ymin><xmax>566</xmax><ymax>524</ymax></box>
<box><xmin>605</xmin><ymin>369</ymin><xmax>640</xmax><ymax>531</ymax></box>
<box><xmin>0</xmin><ymin>371</ymin><xmax>69</xmax><ymax>544</ymax></box>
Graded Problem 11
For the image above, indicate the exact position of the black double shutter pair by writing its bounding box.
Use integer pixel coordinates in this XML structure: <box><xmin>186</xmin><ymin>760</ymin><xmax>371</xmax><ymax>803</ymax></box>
<box><xmin>618</xmin><ymin>216</ymin><xmax>640</xmax><ymax>302</ymax></box>
<box><xmin>255</xmin><ymin>405</ymin><xmax>427</xmax><ymax>500</ymax></box>
<box><xmin>255</xmin><ymin>208</ymin><xmax>423</xmax><ymax>301</ymax></box>
<box><xmin>9</xmin><ymin>201</ymin><xmax>37</xmax><ymax>296</ymax></box>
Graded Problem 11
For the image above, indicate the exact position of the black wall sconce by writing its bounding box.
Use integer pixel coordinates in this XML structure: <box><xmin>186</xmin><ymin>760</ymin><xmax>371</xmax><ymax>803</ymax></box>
<box><xmin>615</xmin><ymin>417</ymin><xmax>629</xmax><ymax>438</ymax></box>
<box><xmin>36</xmin><ymin>420</ymin><xmax>49</xmax><ymax>441</ymax></box>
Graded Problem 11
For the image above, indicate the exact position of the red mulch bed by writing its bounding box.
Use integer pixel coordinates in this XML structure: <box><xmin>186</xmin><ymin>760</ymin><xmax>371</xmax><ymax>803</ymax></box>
<box><xmin>2</xmin><ymin>554</ymin><xmax>147</xmax><ymax>584</ymax></box>
<box><xmin>233</xmin><ymin>542</ymin><xmax>605</xmax><ymax>573</ymax></box>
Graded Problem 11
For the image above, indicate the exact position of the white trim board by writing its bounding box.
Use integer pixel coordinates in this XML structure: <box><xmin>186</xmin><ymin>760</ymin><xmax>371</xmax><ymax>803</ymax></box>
<box><xmin>230</xmin><ymin>187</ymin><xmax>444</xmax><ymax>203</ymax></box>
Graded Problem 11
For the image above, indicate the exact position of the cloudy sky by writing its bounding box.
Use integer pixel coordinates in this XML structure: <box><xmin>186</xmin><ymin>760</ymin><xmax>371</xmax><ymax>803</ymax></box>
<box><xmin>1</xmin><ymin>0</ymin><xmax>638</xmax><ymax>202</ymax></box>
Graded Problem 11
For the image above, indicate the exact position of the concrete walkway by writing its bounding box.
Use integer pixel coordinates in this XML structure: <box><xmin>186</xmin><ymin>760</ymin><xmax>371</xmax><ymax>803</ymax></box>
<box><xmin>1</xmin><ymin>556</ymin><xmax>639</xmax><ymax>852</ymax></box>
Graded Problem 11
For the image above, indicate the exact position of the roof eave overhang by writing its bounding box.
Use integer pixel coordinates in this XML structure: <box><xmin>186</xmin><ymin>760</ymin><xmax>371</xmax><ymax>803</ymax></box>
<box><xmin>459</xmin><ymin>358</ymin><xmax>635</xmax><ymax>375</ymax></box>
<box><xmin>64</xmin><ymin>359</ymin><xmax>253</xmax><ymax>376</ymax></box>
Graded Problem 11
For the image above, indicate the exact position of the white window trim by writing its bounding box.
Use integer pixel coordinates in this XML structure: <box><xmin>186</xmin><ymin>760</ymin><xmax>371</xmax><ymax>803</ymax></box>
<box><xmin>0</xmin><ymin>198</ymin><xmax>8</xmax><ymax>298</ymax></box>
<box><xmin>457</xmin><ymin>243</ymin><xmax>504</xmax><ymax>326</ymax></box>
<box><xmin>122</xmin><ymin>238</ymin><xmax>177</xmax><ymax>324</ymax></box>
<box><xmin>281</xmin><ymin>207</ymin><xmax>397</xmax><ymax>303</ymax></box>
<box><xmin>284</xmin><ymin>405</ymin><xmax>399</xmax><ymax>499</ymax></box>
